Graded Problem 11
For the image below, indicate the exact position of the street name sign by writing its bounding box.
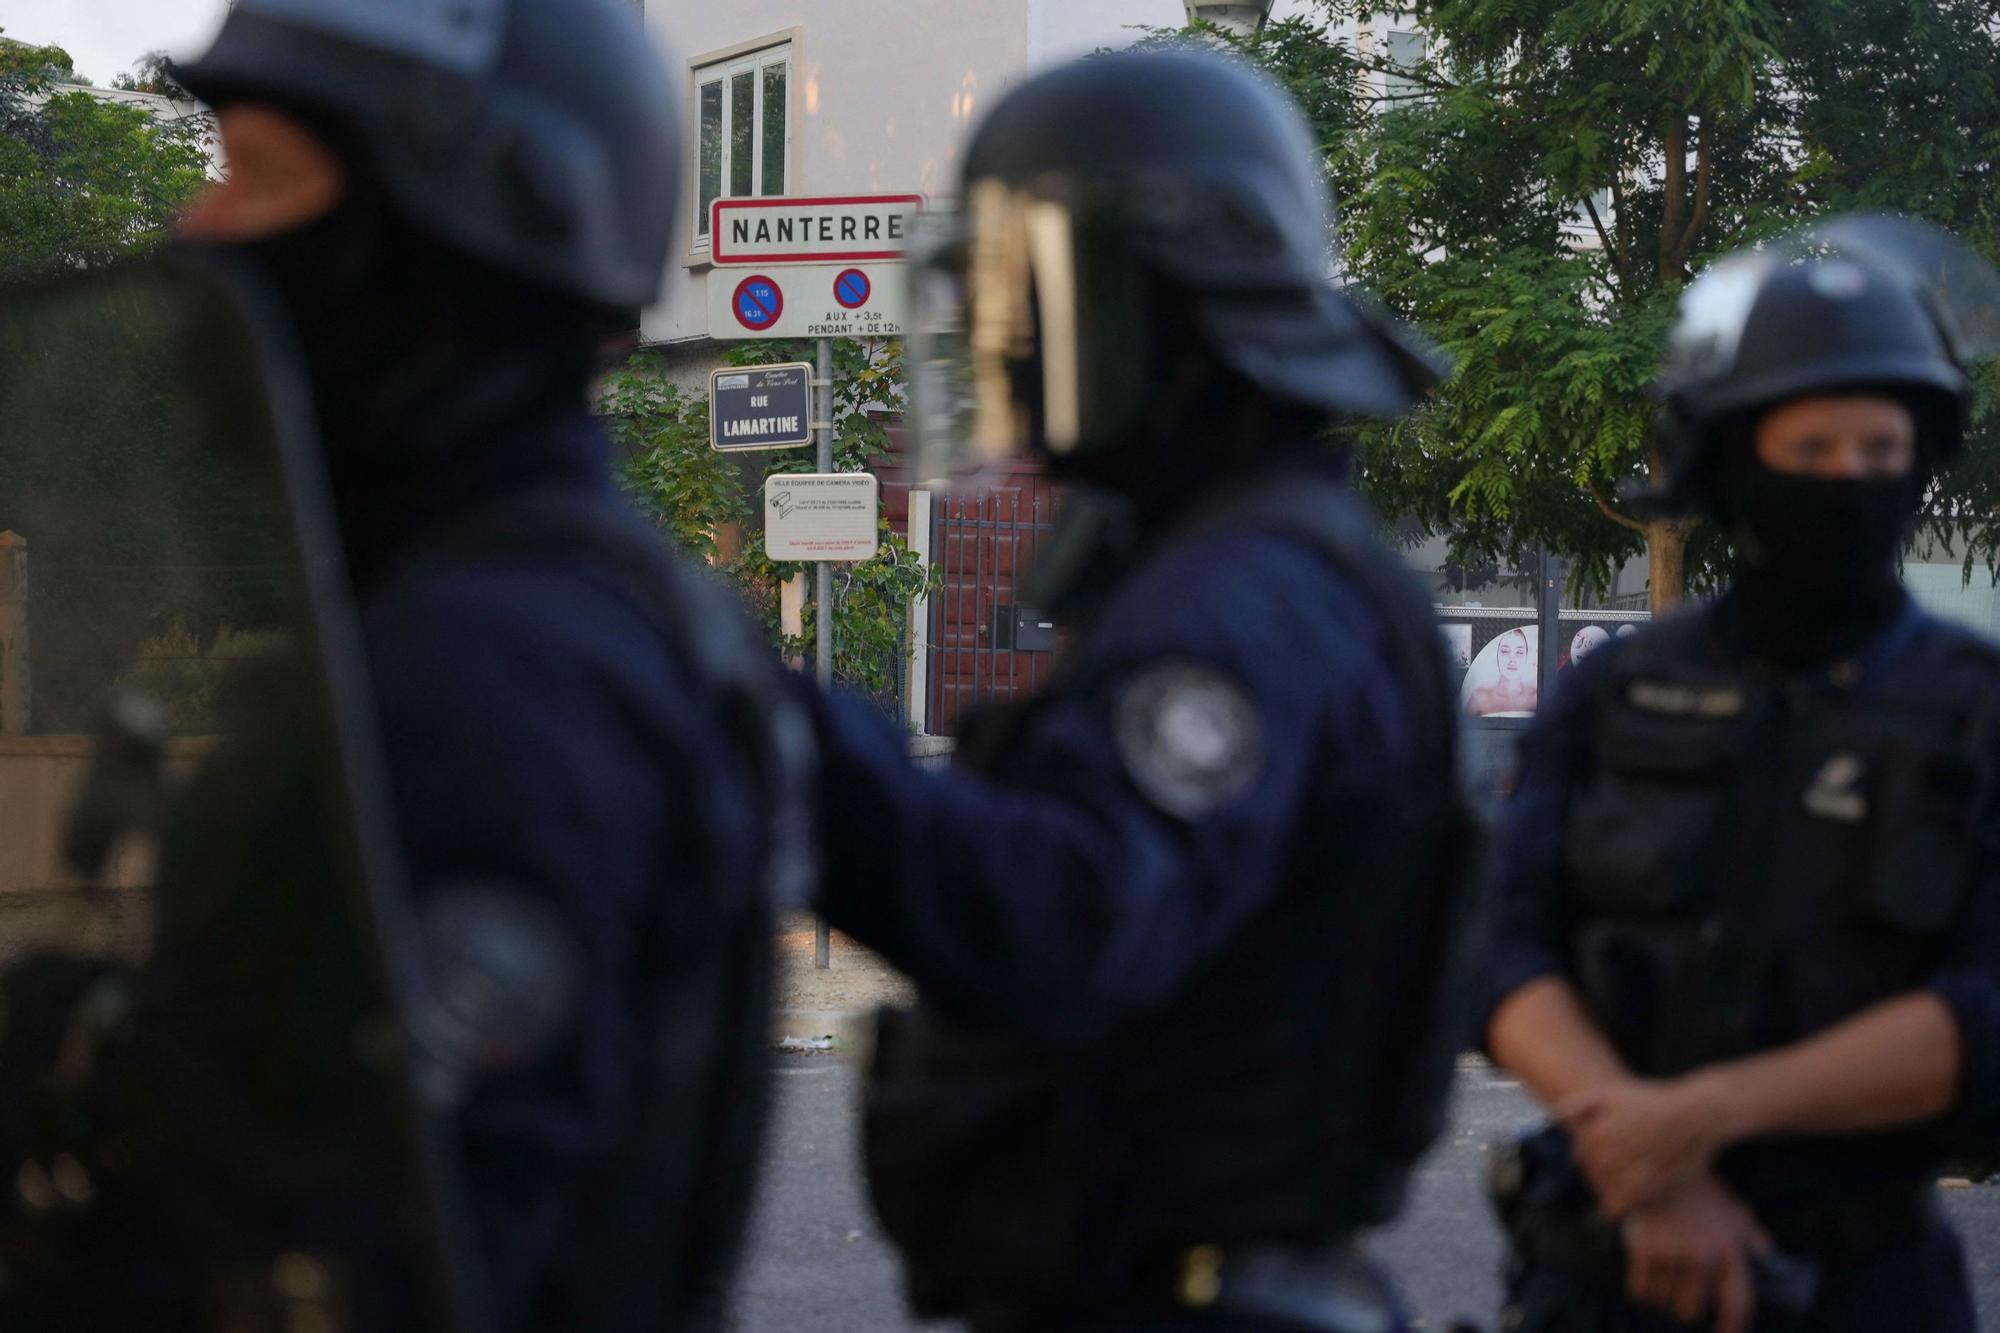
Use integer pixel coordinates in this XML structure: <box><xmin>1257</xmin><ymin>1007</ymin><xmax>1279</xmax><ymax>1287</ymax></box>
<box><xmin>711</xmin><ymin>194</ymin><xmax>924</xmax><ymax>265</ymax></box>
<box><xmin>707</xmin><ymin>262</ymin><xmax>908</xmax><ymax>340</ymax></box>
<box><xmin>764</xmin><ymin>473</ymin><xmax>881</xmax><ymax>561</ymax></box>
<box><xmin>709</xmin><ymin>362</ymin><xmax>812</xmax><ymax>451</ymax></box>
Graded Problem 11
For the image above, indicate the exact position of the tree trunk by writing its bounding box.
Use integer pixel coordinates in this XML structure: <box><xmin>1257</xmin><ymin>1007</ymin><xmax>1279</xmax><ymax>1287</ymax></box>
<box><xmin>1646</xmin><ymin>517</ymin><xmax>1693</xmax><ymax>614</ymax></box>
<box><xmin>1659</xmin><ymin>116</ymin><xmax>1686</xmax><ymax>284</ymax></box>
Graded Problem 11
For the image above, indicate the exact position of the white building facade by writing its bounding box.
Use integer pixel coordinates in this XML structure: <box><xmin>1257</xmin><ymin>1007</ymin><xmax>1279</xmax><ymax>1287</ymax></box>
<box><xmin>639</xmin><ymin>1</ymin><xmax>1363</xmax><ymax>371</ymax></box>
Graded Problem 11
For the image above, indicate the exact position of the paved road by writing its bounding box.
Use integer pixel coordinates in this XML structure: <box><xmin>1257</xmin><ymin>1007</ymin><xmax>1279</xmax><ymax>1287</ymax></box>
<box><xmin>729</xmin><ymin>1054</ymin><xmax>2000</xmax><ymax>1331</ymax></box>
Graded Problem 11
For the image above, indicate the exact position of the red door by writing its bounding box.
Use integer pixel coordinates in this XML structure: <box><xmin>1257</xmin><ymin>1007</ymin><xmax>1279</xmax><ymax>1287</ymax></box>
<box><xmin>873</xmin><ymin>425</ymin><xmax>1059</xmax><ymax>735</ymax></box>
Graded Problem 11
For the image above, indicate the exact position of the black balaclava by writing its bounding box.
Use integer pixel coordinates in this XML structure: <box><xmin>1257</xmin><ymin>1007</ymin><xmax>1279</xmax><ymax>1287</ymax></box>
<box><xmin>185</xmin><ymin>125</ymin><xmax>612</xmax><ymax>583</ymax></box>
<box><xmin>1033</xmin><ymin>272</ymin><xmax>1338</xmax><ymax>520</ymax></box>
<box><xmin>1716</xmin><ymin>406</ymin><xmax>1923</xmax><ymax>668</ymax></box>
<box><xmin>1022</xmin><ymin>329</ymin><xmax>1337</xmax><ymax>621</ymax></box>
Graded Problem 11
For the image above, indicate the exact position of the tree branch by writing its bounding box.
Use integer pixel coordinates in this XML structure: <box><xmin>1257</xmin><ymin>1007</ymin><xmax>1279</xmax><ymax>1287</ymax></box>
<box><xmin>1582</xmin><ymin>190</ymin><xmax>1623</xmax><ymax>286</ymax></box>
<box><xmin>1587</xmin><ymin>477</ymin><xmax>1647</xmax><ymax>534</ymax></box>
<box><xmin>1610</xmin><ymin>169</ymin><xmax>1633</xmax><ymax>276</ymax></box>
<box><xmin>1348</xmin><ymin>55</ymin><xmax>1465</xmax><ymax>95</ymax></box>
<box><xmin>1671</xmin><ymin>116</ymin><xmax>1713</xmax><ymax>273</ymax></box>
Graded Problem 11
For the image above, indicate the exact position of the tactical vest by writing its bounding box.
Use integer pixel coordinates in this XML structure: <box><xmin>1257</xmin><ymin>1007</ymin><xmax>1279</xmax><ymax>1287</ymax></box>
<box><xmin>1564</xmin><ymin>610</ymin><xmax>1998</xmax><ymax>1079</ymax></box>
<box><xmin>865</xmin><ymin>474</ymin><xmax>1476</xmax><ymax>1320</ymax></box>
<box><xmin>393</xmin><ymin>492</ymin><xmax>814</xmax><ymax>1333</ymax></box>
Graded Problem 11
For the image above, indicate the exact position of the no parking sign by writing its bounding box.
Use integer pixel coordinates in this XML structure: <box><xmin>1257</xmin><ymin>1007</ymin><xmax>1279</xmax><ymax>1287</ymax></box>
<box><xmin>706</xmin><ymin>263</ymin><xmax>908</xmax><ymax>340</ymax></box>
<box><xmin>834</xmin><ymin>268</ymin><xmax>872</xmax><ymax>310</ymax></box>
<box><xmin>730</xmin><ymin>275</ymin><xmax>784</xmax><ymax>332</ymax></box>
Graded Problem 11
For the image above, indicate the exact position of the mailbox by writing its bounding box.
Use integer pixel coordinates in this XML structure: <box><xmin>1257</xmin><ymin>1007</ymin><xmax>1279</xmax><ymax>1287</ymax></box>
<box><xmin>990</xmin><ymin>604</ymin><xmax>1059</xmax><ymax>653</ymax></box>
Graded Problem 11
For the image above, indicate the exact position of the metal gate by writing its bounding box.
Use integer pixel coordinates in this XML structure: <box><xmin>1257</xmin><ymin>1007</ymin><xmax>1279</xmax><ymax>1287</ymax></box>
<box><xmin>922</xmin><ymin>481</ymin><xmax>1059</xmax><ymax>735</ymax></box>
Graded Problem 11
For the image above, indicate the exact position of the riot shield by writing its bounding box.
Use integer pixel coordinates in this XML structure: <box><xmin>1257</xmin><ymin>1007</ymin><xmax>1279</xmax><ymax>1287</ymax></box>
<box><xmin>0</xmin><ymin>256</ymin><xmax>472</xmax><ymax>1331</ymax></box>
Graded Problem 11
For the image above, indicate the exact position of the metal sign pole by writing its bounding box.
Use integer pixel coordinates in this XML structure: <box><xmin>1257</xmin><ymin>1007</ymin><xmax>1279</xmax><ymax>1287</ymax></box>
<box><xmin>814</xmin><ymin>335</ymin><xmax>835</xmax><ymax>971</ymax></box>
<box><xmin>1536</xmin><ymin>546</ymin><xmax>1565</xmax><ymax>703</ymax></box>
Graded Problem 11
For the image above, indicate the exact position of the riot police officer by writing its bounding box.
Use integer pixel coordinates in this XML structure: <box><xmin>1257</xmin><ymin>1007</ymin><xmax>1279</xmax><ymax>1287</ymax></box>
<box><xmin>806</xmin><ymin>50</ymin><xmax>1475</xmax><ymax>1332</ymax></box>
<box><xmin>0</xmin><ymin>1</ymin><xmax>793</xmax><ymax>1328</ymax></box>
<box><xmin>1481</xmin><ymin>218</ymin><xmax>2000</xmax><ymax>1333</ymax></box>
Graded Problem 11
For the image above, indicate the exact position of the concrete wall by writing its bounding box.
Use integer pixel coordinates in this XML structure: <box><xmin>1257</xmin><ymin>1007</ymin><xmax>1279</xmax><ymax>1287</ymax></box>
<box><xmin>0</xmin><ymin>737</ymin><xmax>211</xmax><ymax>898</ymax></box>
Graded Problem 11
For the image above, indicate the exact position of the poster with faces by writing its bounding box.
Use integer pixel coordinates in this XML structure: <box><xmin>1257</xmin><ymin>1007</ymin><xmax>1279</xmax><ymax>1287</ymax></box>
<box><xmin>1555</xmin><ymin>620</ymin><xmax>1643</xmax><ymax>675</ymax></box>
<box><xmin>1460</xmin><ymin>626</ymin><xmax>1540</xmax><ymax>719</ymax></box>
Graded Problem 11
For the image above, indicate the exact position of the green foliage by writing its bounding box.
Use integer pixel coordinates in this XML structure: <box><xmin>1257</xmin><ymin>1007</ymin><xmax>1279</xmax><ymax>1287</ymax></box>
<box><xmin>600</xmin><ymin>357</ymin><xmax>745</xmax><ymax>562</ymax></box>
<box><xmin>116</xmin><ymin>622</ymin><xmax>288</xmax><ymax>732</ymax></box>
<box><xmin>0</xmin><ymin>33</ymin><xmax>75</xmax><ymax>81</ymax></box>
<box><xmin>0</xmin><ymin>34</ymin><xmax>211</xmax><ymax>278</ymax></box>
<box><xmin>784</xmin><ymin>518</ymin><xmax>936</xmax><ymax>701</ymax></box>
<box><xmin>1130</xmin><ymin>15</ymin><xmax>1374</xmax><ymax>156</ymax></box>
<box><xmin>112</xmin><ymin>52</ymin><xmax>191</xmax><ymax>100</ymax></box>
<box><xmin>600</xmin><ymin>338</ymin><xmax>941</xmax><ymax>709</ymax></box>
<box><xmin>1197</xmin><ymin>2</ymin><xmax>2000</xmax><ymax>600</ymax></box>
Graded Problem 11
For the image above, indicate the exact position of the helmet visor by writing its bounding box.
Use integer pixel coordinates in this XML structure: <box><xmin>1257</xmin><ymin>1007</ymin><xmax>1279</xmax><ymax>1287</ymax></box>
<box><xmin>909</xmin><ymin>179</ymin><xmax>1151</xmax><ymax>488</ymax></box>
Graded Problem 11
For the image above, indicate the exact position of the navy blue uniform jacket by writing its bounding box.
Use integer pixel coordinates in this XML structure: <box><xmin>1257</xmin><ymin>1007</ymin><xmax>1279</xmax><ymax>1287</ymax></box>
<box><xmin>352</xmin><ymin>410</ymin><xmax>760</xmax><ymax>1324</ymax></box>
<box><xmin>1481</xmin><ymin>594</ymin><xmax>2000</xmax><ymax>1210</ymax></box>
<box><xmin>811</xmin><ymin>517</ymin><xmax>1425</xmax><ymax>1037</ymax></box>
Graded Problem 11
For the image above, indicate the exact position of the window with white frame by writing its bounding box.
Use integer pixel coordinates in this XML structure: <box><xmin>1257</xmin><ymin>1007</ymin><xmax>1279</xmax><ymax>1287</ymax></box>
<box><xmin>1568</xmin><ymin>187</ymin><xmax>1616</xmax><ymax>241</ymax></box>
<box><xmin>1382</xmin><ymin>26</ymin><xmax>1427</xmax><ymax>101</ymax></box>
<box><xmin>695</xmin><ymin>44</ymin><xmax>791</xmax><ymax>246</ymax></box>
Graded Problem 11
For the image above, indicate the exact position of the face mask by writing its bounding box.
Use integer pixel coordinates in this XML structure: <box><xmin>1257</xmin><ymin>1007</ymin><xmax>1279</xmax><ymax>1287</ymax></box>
<box><xmin>187</xmin><ymin>182</ymin><xmax>596</xmax><ymax>454</ymax></box>
<box><xmin>1727</xmin><ymin>461</ymin><xmax>1916</xmax><ymax>663</ymax></box>
<box><xmin>177</xmin><ymin>172</ymin><xmax>412</xmax><ymax>422</ymax></box>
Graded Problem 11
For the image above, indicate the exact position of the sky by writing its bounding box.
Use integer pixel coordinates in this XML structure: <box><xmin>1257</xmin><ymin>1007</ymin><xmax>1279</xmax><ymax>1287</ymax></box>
<box><xmin>2</xmin><ymin>0</ymin><xmax>230</xmax><ymax>86</ymax></box>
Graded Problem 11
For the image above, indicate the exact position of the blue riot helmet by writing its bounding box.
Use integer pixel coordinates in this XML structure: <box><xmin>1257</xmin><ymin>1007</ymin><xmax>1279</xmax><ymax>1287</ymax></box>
<box><xmin>910</xmin><ymin>49</ymin><xmax>1446</xmax><ymax>488</ymax></box>
<box><xmin>1651</xmin><ymin>213</ymin><xmax>2000</xmax><ymax>515</ymax></box>
<box><xmin>176</xmin><ymin>0</ymin><xmax>678</xmax><ymax>312</ymax></box>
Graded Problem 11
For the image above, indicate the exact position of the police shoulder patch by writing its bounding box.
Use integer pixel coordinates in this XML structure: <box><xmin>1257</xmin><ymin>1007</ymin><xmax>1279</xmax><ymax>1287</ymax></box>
<box><xmin>1113</xmin><ymin>661</ymin><xmax>1264</xmax><ymax>820</ymax></box>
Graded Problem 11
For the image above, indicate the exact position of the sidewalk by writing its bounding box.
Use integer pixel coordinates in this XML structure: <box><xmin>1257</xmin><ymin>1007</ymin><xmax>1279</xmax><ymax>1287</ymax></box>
<box><xmin>772</xmin><ymin>913</ymin><xmax>911</xmax><ymax>1049</ymax></box>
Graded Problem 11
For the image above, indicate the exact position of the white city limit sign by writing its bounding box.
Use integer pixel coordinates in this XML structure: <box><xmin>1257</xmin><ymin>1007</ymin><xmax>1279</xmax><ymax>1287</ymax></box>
<box><xmin>764</xmin><ymin>473</ymin><xmax>881</xmax><ymax>562</ymax></box>
<box><xmin>707</xmin><ymin>263</ymin><xmax>909</xmax><ymax>341</ymax></box>
<box><xmin>711</xmin><ymin>194</ymin><xmax>923</xmax><ymax>265</ymax></box>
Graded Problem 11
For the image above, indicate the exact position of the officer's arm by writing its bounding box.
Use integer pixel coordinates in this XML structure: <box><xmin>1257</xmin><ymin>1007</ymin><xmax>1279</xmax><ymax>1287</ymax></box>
<box><xmin>1671</xmin><ymin>994</ymin><xmax>1960</xmax><ymax>1141</ymax></box>
<box><xmin>1671</xmin><ymin>791</ymin><xmax>2000</xmax><ymax>1141</ymax></box>
<box><xmin>1489</xmin><ymin>977</ymin><xmax>1632</xmax><ymax>1109</ymax></box>
<box><xmin>1562</xmin><ymin>785</ymin><xmax>2000</xmax><ymax>1214</ymax></box>
<box><xmin>1563</xmin><ymin>994</ymin><xmax>1965</xmax><ymax>1219</ymax></box>
<box><xmin>810</xmin><ymin>549</ymin><xmax>1404</xmax><ymax>1036</ymax></box>
<box><xmin>1480</xmin><ymin>658</ymin><xmax>1630</xmax><ymax>1104</ymax></box>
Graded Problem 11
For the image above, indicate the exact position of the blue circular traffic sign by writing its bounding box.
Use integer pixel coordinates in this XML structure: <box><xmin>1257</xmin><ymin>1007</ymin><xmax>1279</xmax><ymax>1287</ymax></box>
<box><xmin>834</xmin><ymin>268</ymin><xmax>872</xmax><ymax>310</ymax></box>
<box><xmin>732</xmin><ymin>274</ymin><xmax>784</xmax><ymax>330</ymax></box>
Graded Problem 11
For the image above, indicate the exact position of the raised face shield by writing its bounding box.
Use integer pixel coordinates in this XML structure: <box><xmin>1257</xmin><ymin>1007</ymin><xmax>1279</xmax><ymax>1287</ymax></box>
<box><xmin>1665</xmin><ymin>212</ymin><xmax>2000</xmax><ymax>408</ymax></box>
<box><xmin>909</xmin><ymin>178</ymin><xmax>1157</xmax><ymax>488</ymax></box>
<box><xmin>1804</xmin><ymin>212</ymin><xmax>2000</xmax><ymax>368</ymax></box>
<box><xmin>0</xmin><ymin>257</ymin><xmax>472</xmax><ymax>1328</ymax></box>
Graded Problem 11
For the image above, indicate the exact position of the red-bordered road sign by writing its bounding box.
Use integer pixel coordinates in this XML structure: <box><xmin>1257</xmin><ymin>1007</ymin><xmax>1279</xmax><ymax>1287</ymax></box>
<box><xmin>833</xmin><ymin>268</ymin><xmax>872</xmax><ymax>309</ymax></box>
<box><xmin>731</xmin><ymin>273</ymin><xmax>784</xmax><ymax>331</ymax></box>
<box><xmin>711</xmin><ymin>194</ymin><xmax>924</xmax><ymax>266</ymax></box>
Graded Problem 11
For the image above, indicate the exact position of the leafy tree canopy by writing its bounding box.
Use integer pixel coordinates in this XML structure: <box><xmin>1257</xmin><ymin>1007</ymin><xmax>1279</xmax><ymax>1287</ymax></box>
<box><xmin>0</xmin><ymin>31</ymin><xmax>211</xmax><ymax>278</ymax></box>
<box><xmin>113</xmin><ymin>52</ymin><xmax>192</xmax><ymax>100</ymax></box>
<box><xmin>1169</xmin><ymin>2</ymin><xmax>2000</xmax><ymax>607</ymax></box>
<box><xmin>0</xmin><ymin>33</ymin><xmax>77</xmax><ymax>81</ymax></box>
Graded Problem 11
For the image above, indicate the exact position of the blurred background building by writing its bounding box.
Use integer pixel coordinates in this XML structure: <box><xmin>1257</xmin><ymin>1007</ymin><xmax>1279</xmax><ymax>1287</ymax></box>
<box><xmin>637</xmin><ymin>2</ymin><xmax>1431</xmax><ymax>386</ymax></box>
